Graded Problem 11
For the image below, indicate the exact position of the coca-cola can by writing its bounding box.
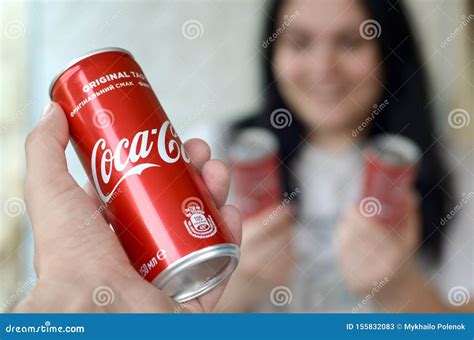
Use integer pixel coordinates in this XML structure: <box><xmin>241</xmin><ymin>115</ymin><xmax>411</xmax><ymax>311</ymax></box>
<box><xmin>229</xmin><ymin>127</ymin><xmax>282</xmax><ymax>219</ymax></box>
<box><xmin>49</xmin><ymin>47</ymin><xmax>239</xmax><ymax>302</ymax></box>
<box><xmin>361</xmin><ymin>134</ymin><xmax>420</xmax><ymax>226</ymax></box>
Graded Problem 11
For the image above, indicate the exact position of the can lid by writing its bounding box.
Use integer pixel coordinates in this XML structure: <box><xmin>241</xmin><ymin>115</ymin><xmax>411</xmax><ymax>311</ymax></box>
<box><xmin>366</xmin><ymin>134</ymin><xmax>421</xmax><ymax>165</ymax></box>
<box><xmin>229</xmin><ymin>127</ymin><xmax>279</xmax><ymax>162</ymax></box>
<box><xmin>48</xmin><ymin>47</ymin><xmax>134</xmax><ymax>99</ymax></box>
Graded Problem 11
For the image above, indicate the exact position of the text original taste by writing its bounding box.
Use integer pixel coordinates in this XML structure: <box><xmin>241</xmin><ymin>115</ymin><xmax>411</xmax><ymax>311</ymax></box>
<box><xmin>82</xmin><ymin>71</ymin><xmax>146</xmax><ymax>92</ymax></box>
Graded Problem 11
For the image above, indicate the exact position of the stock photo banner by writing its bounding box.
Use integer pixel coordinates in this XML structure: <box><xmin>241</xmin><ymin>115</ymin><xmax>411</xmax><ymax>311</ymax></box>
<box><xmin>0</xmin><ymin>314</ymin><xmax>473</xmax><ymax>339</ymax></box>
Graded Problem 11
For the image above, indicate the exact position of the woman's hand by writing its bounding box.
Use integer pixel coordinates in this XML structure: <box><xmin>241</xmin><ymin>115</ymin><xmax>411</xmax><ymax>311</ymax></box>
<box><xmin>14</xmin><ymin>102</ymin><xmax>242</xmax><ymax>313</ymax></box>
<box><xmin>336</xmin><ymin>191</ymin><xmax>474</xmax><ymax>313</ymax></box>
<box><xmin>216</xmin><ymin>205</ymin><xmax>294</xmax><ymax>312</ymax></box>
<box><xmin>335</xmin><ymin>191</ymin><xmax>420</xmax><ymax>294</ymax></box>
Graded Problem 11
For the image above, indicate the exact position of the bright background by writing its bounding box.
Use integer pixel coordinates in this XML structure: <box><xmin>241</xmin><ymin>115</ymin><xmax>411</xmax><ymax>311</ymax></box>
<box><xmin>1</xmin><ymin>0</ymin><xmax>472</xmax><ymax>311</ymax></box>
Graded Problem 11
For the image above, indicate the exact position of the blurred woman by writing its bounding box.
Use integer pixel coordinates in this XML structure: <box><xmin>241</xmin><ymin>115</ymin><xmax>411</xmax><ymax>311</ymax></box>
<box><xmin>217</xmin><ymin>0</ymin><xmax>474</xmax><ymax>312</ymax></box>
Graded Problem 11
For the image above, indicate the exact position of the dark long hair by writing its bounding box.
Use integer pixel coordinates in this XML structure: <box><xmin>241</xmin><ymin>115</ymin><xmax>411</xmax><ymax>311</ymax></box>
<box><xmin>231</xmin><ymin>0</ymin><xmax>455</xmax><ymax>261</ymax></box>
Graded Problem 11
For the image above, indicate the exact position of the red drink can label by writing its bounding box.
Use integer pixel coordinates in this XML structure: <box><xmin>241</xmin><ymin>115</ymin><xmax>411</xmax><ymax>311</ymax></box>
<box><xmin>361</xmin><ymin>135</ymin><xmax>420</xmax><ymax>226</ymax></box>
<box><xmin>229</xmin><ymin>128</ymin><xmax>282</xmax><ymax>219</ymax></box>
<box><xmin>49</xmin><ymin>47</ymin><xmax>239</xmax><ymax>302</ymax></box>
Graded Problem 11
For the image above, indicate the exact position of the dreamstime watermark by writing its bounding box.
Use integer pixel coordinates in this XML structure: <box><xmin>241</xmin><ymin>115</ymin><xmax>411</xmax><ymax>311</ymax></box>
<box><xmin>92</xmin><ymin>285</ymin><xmax>115</xmax><ymax>306</ymax></box>
<box><xmin>262</xmin><ymin>11</ymin><xmax>300</xmax><ymax>48</ymax></box>
<box><xmin>448</xmin><ymin>286</ymin><xmax>470</xmax><ymax>307</ymax></box>
<box><xmin>182</xmin><ymin>19</ymin><xmax>204</xmax><ymax>40</ymax></box>
<box><xmin>448</xmin><ymin>108</ymin><xmax>470</xmax><ymax>129</ymax></box>
<box><xmin>0</xmin><ymin>101</ymin><xmax>32</xmax><ymax>135</ymax></box>
<box><xmin>175</xmin><ymin>98</ymin><xmax>212</xmax><ymax>132</ymax></box>
<box><xmin>92</xmin><ymin>109</ymin><xmax>115</xmax><ymax>129</ymax></box>
<box><xmin>352</xmin><ymin>99</ymin><xmax>389</xmax><ymax>137</ymax></box>
<box><xmin>84</xmin><ymin>10</ymin><xmax>121</xmax><ymax>50</ymax></box>
<box><xmin>359</xmin><ymin>19</ymin><xmax>381</xmax><ymax>40</ymax></box>
<box><xmin>2</xmin><ymin>276</ymin><xmax>35</xmax><ymax>311</ymax></box>
<box><xmin>4</xmin><ymin>321</ymin><xmax>85</xmax><ymax>334</ymax></box>
<box><xmin>262</xmin><ymin>188</ymin><xmax>300</xmax><ymax>226</ymax></box>
<box><xmin>440</xmin><ymin>14</ymin><xmax>474</xmax><ymax>49</ymax></box>
<box><xmin>173</xmin><ymin>301</ymin><xmax>189</xmax><ymax>314</ymax></box>
<box><xmin>352</xmin><ymin>277</ymin><xmax>390</xmax><ymax>313</ymax></box>
<box><xmin>439</xmin><ymin>192</ymin><xmax>474</xmax><ymax>226</ymax></box>
<box><xmin>270</xmin><ymin>285</ymin><xmax>293</xmax><ymax>307</ymax></box>
<box><xmin>83</xmin><ymin>187</ymin><xmax>122</xmax><ymax>227</ymax></box>
<box><xmin>173</xmin><ymin>276</ymin><xmax>211</xmax><ymax>313</ymax></box>
<box><xmin>3</xmin><ymin>197</ymin><xmax>26</xmax><ymax>218</ymax></box>
<box><xmin>270</xmin><ymin>108</ymin><xmax>293</xmax><ymax>129</ymax></box>
<box><xmin>4</xmin><ymin>19</ymin><xmax>25</xmax><ymax>39</ymax></box>
<box><xmin>359</xmin><ymin>197</ymin><xmax>382</xmax><ymax>217</ymax></box>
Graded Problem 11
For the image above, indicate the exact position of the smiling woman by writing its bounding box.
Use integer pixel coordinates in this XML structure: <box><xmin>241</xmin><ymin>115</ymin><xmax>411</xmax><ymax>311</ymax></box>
<box><xmin>272</xmin><ymin>0</ymin><xmax>384</xmax><ymax>134</ymax></box>
<box><xmin>218</xmin><ymin>0</ymin><xmax>474</xmax><ymax>313</ymax></box>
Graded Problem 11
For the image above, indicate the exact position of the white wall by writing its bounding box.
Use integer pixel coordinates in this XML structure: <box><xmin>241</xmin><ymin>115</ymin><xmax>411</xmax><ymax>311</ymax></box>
<box><xmin>28</xmin><ymin>0</ymin><xmax>267</xmax><ymax>184</ymax></box>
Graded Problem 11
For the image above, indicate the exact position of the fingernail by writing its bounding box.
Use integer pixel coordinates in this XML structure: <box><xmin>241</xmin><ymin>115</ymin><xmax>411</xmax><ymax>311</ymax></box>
<box><xmin>41</xmin><ymin>102</ymin><xmax>54</xmax><ymax>118</ymax></box>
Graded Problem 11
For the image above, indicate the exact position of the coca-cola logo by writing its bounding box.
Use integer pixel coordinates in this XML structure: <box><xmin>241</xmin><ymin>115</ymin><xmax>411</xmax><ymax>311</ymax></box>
<box><xmin>91</xmin><ymin>121</ymin><xmax>190</xmax><ymax>203</ymax></box>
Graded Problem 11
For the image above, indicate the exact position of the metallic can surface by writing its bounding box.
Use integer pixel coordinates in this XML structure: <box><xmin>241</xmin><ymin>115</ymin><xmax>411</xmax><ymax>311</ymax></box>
<box><xmin>50</xmin><ymin>47</ymin><xmax>239</xmax><ymax>302</ymax></box>
<box><xmin>229</xmin><ymin>128</ymin><xmax>282</xmax><ymax>219</ymax></box>
<box><xmin>361</xmin><ymin>134</ymin><xmax>420</xmax><ymax>227</ymax></box>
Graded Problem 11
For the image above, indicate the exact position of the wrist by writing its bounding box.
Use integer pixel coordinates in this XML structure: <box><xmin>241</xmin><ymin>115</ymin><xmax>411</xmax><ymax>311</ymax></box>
<box><xmin>15</xmin><ymin>280</ymin><xmax>97</xmax><ymax>313</ymax></box>
<box><xmin>375</xmin><ymin>260</ymin><xmax>420</xmax><ymax>311</ymax></box>
<box><xmin>13</xmin><ymin>271</ymin><xmax>129</xmax><ymax>313</ymax></box>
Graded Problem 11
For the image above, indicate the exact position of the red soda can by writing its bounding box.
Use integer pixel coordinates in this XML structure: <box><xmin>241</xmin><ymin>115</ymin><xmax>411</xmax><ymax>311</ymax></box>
<box><xmin>229</xmin><ymin>128</ymin><xmax>282</xmax><ymax>219</ymax></box>
<box><xmin>361</xmin><ymin>134</ymin><xmax>420</xmax><ymax>227</ymax></box>
<box><xmin>49</xmin><ymin>47</ymin><xmax>239</xmax><ymax>302</ymax></box>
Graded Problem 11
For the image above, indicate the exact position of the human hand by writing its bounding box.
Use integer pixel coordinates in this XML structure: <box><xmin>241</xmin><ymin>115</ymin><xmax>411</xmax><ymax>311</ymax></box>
<box><xmin>217</xmin><ymin>205</ymin><xmax>294</xmax><ymax>311</ymax></box>
<box><xmin>14</xmin><ymin>102</ymin><xmax>242</xmax><ymax>313</ymax></box>
<box><xmin>335</xmin><ymin>191</ymin><xmax>420</xmax><ymax>294</ymax></box>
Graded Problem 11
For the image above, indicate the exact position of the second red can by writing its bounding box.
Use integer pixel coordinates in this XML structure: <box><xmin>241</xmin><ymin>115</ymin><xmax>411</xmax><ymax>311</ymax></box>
<box><xmin>49</xmin><ymin>47</ymin><xmax>239</xmax><ymax>302</ymax></box>
<box><xmin>361</xmin><ymin>134</ymin><xmax>420</xmax><ymax>227</ymax></box>
<box><xmin>228</xmin><ymin>128</ymin><xmax>282</xmax><ymax>219</ymax></box>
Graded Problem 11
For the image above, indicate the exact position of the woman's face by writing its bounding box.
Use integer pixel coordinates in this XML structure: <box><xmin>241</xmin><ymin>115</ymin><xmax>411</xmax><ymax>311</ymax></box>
<box><xmin>273</xmin><ymin>0</ymin><xmax>383</xmax><ymax>135</ymax></box>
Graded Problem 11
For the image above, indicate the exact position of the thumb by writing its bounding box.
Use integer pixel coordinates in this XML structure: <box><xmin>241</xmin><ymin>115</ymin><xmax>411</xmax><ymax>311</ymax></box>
<box><xmin>25</xmin><ymin>102</ymin><xmax>75</xmax><ymax>195</ymax></box>
<box><xmin>24</xmin><ymin>103</ymin><xmax>127</xmax><ymax>275</ymax></box>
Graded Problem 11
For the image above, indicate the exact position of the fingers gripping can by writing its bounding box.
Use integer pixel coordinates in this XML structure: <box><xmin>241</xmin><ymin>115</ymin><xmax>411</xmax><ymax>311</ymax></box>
<box><xmin>228</xmin><ymin>128</ymin><xmax>282</xmax><ymax>219</ymax></box>
<box><xmin>49</xmin><ymin>48</ymin><xmax>239</xmax><ymax>302</ymax></box>
<box><xmin>361</xmin><ymin>135</ymin><xmax>420</xmax><ymax>227</ymax></box>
